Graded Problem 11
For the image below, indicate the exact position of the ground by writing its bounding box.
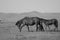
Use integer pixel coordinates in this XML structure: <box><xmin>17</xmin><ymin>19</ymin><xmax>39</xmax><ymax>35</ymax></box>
<box><xmin>0</xmin><ymin>22</ymin><xmax>60</xmax><ymax>40</ymax></box>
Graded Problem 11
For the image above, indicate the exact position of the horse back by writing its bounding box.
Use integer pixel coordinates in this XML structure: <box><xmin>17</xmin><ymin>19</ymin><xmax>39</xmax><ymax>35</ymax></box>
<box><xmin>22</xmin><ymin>17</ymin><xmax>34</xmax><ymax>25</ymax></box>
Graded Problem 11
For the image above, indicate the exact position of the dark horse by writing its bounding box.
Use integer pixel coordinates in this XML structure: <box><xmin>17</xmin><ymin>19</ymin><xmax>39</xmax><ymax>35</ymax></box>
<box><xmin>41</xmin><ymin>18</ymin><xmax>58</xmax><ymax>31</ymax></box>
<box><xmin>15</xmin><ymin>17</ymin><xmax>44</xmax><ymax>32</ymax></box>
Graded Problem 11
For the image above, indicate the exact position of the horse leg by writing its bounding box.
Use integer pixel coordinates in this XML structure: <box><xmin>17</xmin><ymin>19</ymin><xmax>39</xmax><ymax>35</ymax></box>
<box><xmin>36</xmin><ymin>24</ymin><xmax>38</xmax><ymax>32</ymax></box>
<box><xmin>17</xmin><ymin>24</ymin><xmax>21</xmax><ymax>32</ymax></box>
<box><xmin>48</xmin><ymin>25</ymin><xmax>50</xmax><ymax>31</ymax></box>
<box><xmin>45</xmin><ymin>25</ymin><xmax>47</xmax><ymax>31</ymax></box>
<box><xmin>39</xmin><ymin>24</ymin><xmax>44</xmax><ymax>31</ymax></box>
<box><xmin>20</xmin><ymin>24</ymin><xmax>25</xmax><ymax>32</ymax></box>
<box><xmin>54</xmin><ymin>23</ymin><xmax>58</xmax><ymax>31</ymax></box>
<box><xmin>41</xmin><ymin>24</ymin><xmax>44</xmax><ymax>31</ymax></box>
<box><xmin>26</xmin><ymin>25</ymin><xmax>30</xmax><ymax>32</ymax></box>
<box><xmin>47</xmin><ymin>25</ymin><xmax>50</xmax><ymax>30</ymax></box>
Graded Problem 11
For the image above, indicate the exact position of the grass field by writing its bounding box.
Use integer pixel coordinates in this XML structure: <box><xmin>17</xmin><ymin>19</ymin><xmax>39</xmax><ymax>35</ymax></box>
<box><xmin>0</xmin><ymin>22</ymin><xmax>60</xmax><ymax>40</ymax></box>
<box><xmin>0</xmin><ymin>12</ymin><xmax>60</xmax><ymax>40</ymax></box>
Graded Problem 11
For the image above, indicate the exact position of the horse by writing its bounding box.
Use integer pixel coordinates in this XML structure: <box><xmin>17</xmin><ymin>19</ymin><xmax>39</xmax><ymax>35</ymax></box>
<box><xmin>15</xmin><ymin>17</ymin><xmax>44</xmax><ymax>32</ymax></box>
<box><xmin>41</xmin><ymin>18</ymin><xmax>58</xmax><ymax>31</ymax></box>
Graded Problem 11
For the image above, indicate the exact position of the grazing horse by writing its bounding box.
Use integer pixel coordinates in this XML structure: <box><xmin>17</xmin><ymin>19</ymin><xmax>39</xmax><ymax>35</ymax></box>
<box><xmin>42</xmin><ymin>19</ymin><xmax>58</xmax><ymax>31</ymax></box>
<box><xmin>15</xmin><ymin>17</ymin><xmax>44</xmax><ymax>32</ymax></box>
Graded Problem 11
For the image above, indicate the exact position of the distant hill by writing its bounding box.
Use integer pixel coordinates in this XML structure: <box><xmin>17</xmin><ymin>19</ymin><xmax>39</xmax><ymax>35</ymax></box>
<box><xmin>0</xmin><ymin>11</ymin><xmax>60</xmax><ymax>22</ymax></box>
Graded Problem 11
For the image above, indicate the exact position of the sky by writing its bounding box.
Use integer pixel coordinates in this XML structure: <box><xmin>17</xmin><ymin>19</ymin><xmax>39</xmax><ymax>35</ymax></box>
<box><xmin>0</xmin><ymin>0</ymin><xmax>60</xmax><ymax>13</ymax></box>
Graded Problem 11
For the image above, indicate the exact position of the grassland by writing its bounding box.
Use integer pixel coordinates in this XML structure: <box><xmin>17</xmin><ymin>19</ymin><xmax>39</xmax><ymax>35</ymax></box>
<box><xmin>0</xmin><ymin>11</ymin><xmax>60</xmax><ymax>40</ymax></box>
<box><xmin>0</xmin><ymin>22</ymin><xmax>60</xmax><ymax>40</ymax></box>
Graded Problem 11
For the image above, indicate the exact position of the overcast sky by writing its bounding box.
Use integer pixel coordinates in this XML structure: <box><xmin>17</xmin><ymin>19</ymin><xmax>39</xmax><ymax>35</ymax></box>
<box><xmin>0</xmin><ymin>0</ymin><xmax>60</xmax><ymax>13</ymax></box>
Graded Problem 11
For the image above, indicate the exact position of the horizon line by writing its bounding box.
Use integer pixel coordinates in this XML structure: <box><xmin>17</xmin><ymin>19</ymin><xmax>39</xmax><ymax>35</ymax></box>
<box><xmin>0</xmin><ymin>11</ymin><xmax>60</xmax><ymax>14</ymax></box>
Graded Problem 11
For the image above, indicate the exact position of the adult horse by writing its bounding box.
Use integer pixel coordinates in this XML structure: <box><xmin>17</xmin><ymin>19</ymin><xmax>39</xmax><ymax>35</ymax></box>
<box><xmin>41</xmin><ymin>18</ymin><xmax>58</xmax><ymax>31</ymax></box>
<box><xmin>15</xmin><ymin>17</ymin><xmax>44</xmax><ymax>32</ymax></box>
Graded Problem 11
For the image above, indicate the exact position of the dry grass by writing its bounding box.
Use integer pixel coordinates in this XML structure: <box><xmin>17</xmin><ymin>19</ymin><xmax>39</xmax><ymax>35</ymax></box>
<box><xmin>0</xmin><ymin>22</ymin><xmax>60</xmax><ymax>40</ymax></box>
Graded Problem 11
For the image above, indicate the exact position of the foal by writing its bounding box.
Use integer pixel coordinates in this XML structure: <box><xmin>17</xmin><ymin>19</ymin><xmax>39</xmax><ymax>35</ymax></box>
<box><xmin>42</xmin><ymin>19</ymin><xmax>58</xmax><ymax>31</ymax></box>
